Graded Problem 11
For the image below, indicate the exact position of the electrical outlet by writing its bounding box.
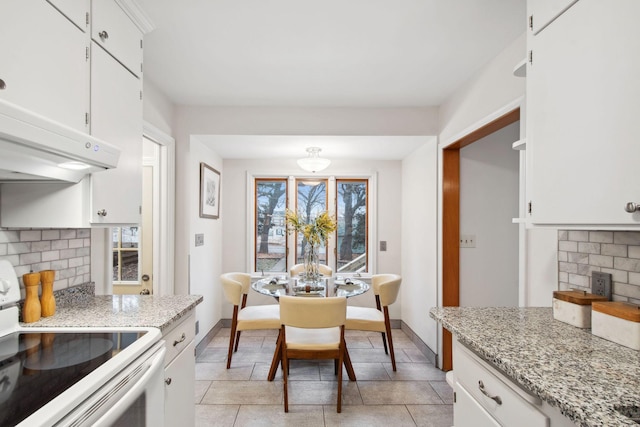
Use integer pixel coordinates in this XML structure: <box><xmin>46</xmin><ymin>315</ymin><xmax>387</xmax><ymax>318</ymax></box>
<box><xmin>380</xmin><ymin>241</ymin><xmax>387</xmax><ymax>251</ymax></box>
<box><xmin>195</xmin><ymin>233</ymin><xmax>204</xmax><ymax>247</ymax></box>
<box><xmin>460</xmin><ymin>234</ymin><xmax>476</xmax><ymax>248</ymax></box>
<box><xmin>195</xmin><ymin>320</ymin><xmax>199</xmax><ymax>335</ymax></box>
<box><xmin>592</xmin><ymin>271</ymin><xmax>612</xmax><ymax>300</ymax></box>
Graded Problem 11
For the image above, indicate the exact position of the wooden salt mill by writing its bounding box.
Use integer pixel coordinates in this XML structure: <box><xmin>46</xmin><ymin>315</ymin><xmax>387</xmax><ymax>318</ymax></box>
<box><xmin>40</xmin><ymin>270</ymin><xmax>56</xmax><ymax>317</ymax></box>
<box><xmin>22</xmin><ymin>272</ymin><xmax>41</xmax><ymax>323</ymax></box>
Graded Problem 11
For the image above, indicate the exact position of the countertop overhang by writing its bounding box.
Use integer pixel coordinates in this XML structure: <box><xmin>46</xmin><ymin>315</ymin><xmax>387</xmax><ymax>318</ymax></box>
<box><xmin>430</xmin><ymin>307</ymin><xmax>640</xmax><ymax>427</ymax></box>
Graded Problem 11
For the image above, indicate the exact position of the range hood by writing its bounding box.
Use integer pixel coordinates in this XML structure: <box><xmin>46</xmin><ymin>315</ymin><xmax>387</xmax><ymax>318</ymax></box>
<box><xmin>0</xmin><ymin>98</ymin><xmax>120</xmax><ymax>183</ymax></box>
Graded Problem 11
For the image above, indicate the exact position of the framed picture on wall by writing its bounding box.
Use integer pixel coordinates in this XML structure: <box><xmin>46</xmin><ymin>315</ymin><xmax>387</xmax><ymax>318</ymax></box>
<box><xmin>200</xmin><ymin>162</ymin><xmax>220</xmax><ymax>219</ymax></box>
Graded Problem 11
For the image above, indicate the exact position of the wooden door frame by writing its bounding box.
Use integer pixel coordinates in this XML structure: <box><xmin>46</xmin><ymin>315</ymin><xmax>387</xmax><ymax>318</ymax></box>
<box><xmin>441</xmin><ymin>107</ymin><xmax>520</xmax><ymax>371</ymax></box>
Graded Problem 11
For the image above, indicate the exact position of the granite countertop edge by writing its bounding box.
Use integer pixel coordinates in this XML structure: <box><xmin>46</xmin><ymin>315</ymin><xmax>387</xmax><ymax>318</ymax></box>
<box><xmin>21</xmin><ymin>294</ymin><xmax>204</xmax><ymax>332</ymax></box>
<box><xmin>430</xmin><ymin>307</ymin><xmax>640</xmax><ymax>427</ymax></box>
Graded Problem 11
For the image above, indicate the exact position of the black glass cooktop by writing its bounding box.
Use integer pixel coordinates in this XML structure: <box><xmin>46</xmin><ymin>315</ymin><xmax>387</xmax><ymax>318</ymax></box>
<box><xmin>0</xmin><ymin>331</ymin><xmax>145</xmax><ymax>427</ymax></box>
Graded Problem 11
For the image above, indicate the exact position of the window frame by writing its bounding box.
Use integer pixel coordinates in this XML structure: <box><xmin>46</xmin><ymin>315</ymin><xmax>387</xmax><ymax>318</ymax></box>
<box><xmin>112</xmin><ymin>226</ymin><xmax>140</xmax><ymax>284</ymax></box>
<box><xmin>247</xmin><ymin>172</ymin><xmax>377</xmax><ymax>277</ymax></box>
<box><xmin>335</xmin><ymin>178</ymin><xmax>369</xmax><ymax>274</ymax></box>
<box><xmin>254</xmin><ymin>178</ymin><xmax>289</xmax><ymax>274</ymax></box>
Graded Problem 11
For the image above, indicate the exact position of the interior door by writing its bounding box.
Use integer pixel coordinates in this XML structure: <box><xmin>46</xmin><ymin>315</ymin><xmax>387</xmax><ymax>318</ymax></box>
<box><xmin>140</xmin><ymin>165</ymin><xmax>154</xmax><ymax>294</ymax></box>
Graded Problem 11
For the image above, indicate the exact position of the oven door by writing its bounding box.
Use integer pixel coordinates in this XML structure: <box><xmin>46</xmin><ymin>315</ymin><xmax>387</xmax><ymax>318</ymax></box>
<box><xmin>56</xmin><ymin>341</ymin><xmax>166</xmax><ymax>427</ymax></box>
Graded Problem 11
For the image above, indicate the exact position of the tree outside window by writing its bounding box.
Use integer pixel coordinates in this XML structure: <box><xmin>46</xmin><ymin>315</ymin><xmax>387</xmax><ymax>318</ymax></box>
<box><xmin>255</xmin><ymin>179</ymin><xmax>287</xmax><ymax>273</ymax></box>
<box><xmin>336</xmin><ymin>180</ymin><xmax>367</xmax><ymax>273</ymax></box>
<box><xmin>296</xmin><ymin>179</ymin><xmax>328</xmax><ymax>264</ymax></box>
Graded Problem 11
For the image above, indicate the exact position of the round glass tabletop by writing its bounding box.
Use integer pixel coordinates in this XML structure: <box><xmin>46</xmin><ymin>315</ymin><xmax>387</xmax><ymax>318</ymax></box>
<box><xmin>252</xmin><ymin>276</ymin><xmax>369</xmax><ymax>298</ymax></box>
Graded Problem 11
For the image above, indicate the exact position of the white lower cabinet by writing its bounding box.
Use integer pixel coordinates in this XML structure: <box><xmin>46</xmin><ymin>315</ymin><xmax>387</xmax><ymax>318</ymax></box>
<box><xmin>163</xmin><ymin>312</ymin><xmax>196</xmax><ymax>426</ymax></box>
<box><xmin>452</xmin><ymin>338</ymin><xmax>575</xmax><ymax>427</ymax></box>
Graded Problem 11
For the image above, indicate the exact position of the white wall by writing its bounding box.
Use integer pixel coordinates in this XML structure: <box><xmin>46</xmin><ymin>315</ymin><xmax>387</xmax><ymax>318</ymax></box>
<box><xmin>459</xmin><ymin>122</ymin><xmax>520</xmax><ymax>307</ymax></box>
<box><xmin>143</xmin><ymin>78</ymin><xmax>175</xmax><ymax>135</ymax></box>
<box><xmin>401</xmin><ymin>139</ymin><xmax>439</xmax><ymax>351</ymax></box>
<box><xmin>220</xmin><ymin>157</ymin><xmax>405</xmax><ymax>320</ymax></box>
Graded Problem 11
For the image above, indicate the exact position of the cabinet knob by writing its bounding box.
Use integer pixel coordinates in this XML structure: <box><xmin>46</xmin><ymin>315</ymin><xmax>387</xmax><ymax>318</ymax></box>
<box><xmin>97</xmin><ymin>209</ymin><xmax>107</xmax><ymax>217</ymax></box>
<box><xmin>99</xmin><ymin>30</ymin><xmax>109</xmax><ymax>41</ymax></box>
<box><xmin>624</xmin><ymin>202</ymin><xmax>640</xmax><ymax>213</ymax></box>
<box><xmin>0</xmin><ymin>79</ymin><xmax>5</xmax><ymax>90</ymax></box>
<box><xmin>165</xmin><ymin>377</ymin><xmax>172</xmax><ymax>385</ymax></box>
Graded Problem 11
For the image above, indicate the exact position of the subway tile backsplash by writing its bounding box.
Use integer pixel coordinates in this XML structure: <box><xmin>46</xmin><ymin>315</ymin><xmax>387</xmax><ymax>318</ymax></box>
<box><xmin>558</xmin><ymin>230</ymin><xmax>640</xmax><ymax>304</ymax></box>
<box><xmin>0</xmin><ymin>228</ymin><xmax>91</xmax><ymax>293</ymax></box>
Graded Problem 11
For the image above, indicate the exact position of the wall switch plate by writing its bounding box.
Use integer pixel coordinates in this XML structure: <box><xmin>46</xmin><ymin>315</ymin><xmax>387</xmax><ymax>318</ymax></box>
<box><xmin>195</xmin><ymin>320</ymin><xmax>200</xmax><ymax>335</ymax></box>
<box><xmin>460</xmin><ymin>234</ymin><xmax>476</xmax><ymax>248</ymax></box>
<box><xmin>195</xmin><ymin>233</ymin><xmax>204</xmax><ymax>247</ymax></box>
<box><xmin>380</xmin><ymin>241</ymin><xmax>387</xmax><ymax>251</ymax></box>
<box><xmin>592</xmin><ymin>271</ymin><xmax>612</xmax><ymax>300</ymax></box>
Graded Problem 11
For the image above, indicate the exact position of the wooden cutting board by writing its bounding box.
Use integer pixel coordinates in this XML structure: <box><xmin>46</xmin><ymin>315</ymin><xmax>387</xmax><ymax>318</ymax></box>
<box><xmin>553</xmin><ymin>290</ymin><xmax>608</xmax><ymax>305</ymax></box>
<box><xmin>592</xmin><ymin>301</ymin><xmax>640</xmax><ymax>322</ymax></box>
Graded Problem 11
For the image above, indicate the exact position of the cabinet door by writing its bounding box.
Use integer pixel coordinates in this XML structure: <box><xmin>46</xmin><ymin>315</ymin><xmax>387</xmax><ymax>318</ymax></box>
<box><xmin>47</xmin><ymin>0</ymin><xmax>90</xmax><ymax>31</ymax></box>
<box><xmin>92</xmin><ymin>0</ymin><xmax>142</xmax><ymax>76</ymax></box>
<box><xmin>0</xmin><ymin>1</ymin><xmax>89</xmax><ymax>133</ymax></box>
<box><xmin>527</xmin><ymin>0</ymin><xmax>640</xmax><ymax>225</ymax></box>
<box><xmin>90</xmin><ymin>43</ymin><xmax>142</xmax><ymax>224</ymax></box>
<box><xmin>527</xmin><ymin>0</ymin><xmax>578</xmax><ymax>34</ymax></box>
<box><xmin>165</xmin><ymin>341</ymin><xmax>195</xmax><ymax>427</ymax></box>
<box><xmin>454</xmin><ymin>383</ymin><xmax>501</xmax><ymax>427</ymax></box>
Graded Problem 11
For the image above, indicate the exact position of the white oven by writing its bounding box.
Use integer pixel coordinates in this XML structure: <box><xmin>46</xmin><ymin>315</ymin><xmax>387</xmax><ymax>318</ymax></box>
<box><xmin>0</xmin><ymin>261</ymin><xmax>165</xmax><ymax>427</ymax></box>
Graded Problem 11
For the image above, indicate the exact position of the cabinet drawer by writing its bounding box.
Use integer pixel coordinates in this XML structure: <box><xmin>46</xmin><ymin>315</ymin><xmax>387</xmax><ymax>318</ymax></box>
<box><xmin>163</xmin><ymin>312</ymin><xmax>195</xmax><ymax>365</ymax></box>
<box><xmin>454</xmin><ymin>340</ymin><xmax>549</xmax><ymax>427</ymax></box>
<box><xmin>454</xmin><ymin>382</ymin><xmax>501</xmax><ymax>427</ymax></box>
<box><xmin>91</xmin><ymin>0</ymin><xmax>142</xmax><ymax>76</ymax></box>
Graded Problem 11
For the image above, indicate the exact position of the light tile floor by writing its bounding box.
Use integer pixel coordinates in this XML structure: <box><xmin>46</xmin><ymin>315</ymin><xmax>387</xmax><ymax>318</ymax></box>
<box><xmin>195</xmin><ymin>328</ymin><xmax>453</xmax><ymax>426</ymax></box>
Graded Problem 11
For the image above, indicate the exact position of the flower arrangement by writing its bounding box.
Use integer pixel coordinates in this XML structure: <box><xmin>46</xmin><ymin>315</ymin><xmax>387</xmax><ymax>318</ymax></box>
<box><xmin>285</xmin><ymin>209</ymin><xmax>337</xmax><ymax>245</ymax></box>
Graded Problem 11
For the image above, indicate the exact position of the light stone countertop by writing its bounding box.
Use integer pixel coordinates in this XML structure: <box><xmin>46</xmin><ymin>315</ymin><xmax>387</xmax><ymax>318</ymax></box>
<box><xmin>21</xmin><ymin>294</ymin><xmax>203</xmax><ymax>332</ymax></box>
<box><xmin>430</xmin><ymin>307</ymin><xmax>640</xmax><ymax>427</ymax></box>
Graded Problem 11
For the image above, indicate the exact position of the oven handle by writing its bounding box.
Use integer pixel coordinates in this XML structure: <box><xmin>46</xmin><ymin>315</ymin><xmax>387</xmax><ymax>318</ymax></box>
<box><xmin>59</xmin><ymin>341</ymin><xmax>167</xmax><ymax>427</ymax></box>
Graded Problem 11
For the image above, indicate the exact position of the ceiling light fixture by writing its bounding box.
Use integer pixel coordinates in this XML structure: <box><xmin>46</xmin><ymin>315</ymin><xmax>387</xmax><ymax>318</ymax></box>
<box><xmin>297</xmin><ymin>147</ymin><xmax>330</xmax><ymax>173</ymax></box>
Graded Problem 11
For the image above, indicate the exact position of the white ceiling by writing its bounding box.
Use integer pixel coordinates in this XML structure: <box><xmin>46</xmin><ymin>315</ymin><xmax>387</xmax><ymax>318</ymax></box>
<box><xmin>137</xmin><ymin>0</ymin><xmax>526</xmax><ymax>159</ymax></box>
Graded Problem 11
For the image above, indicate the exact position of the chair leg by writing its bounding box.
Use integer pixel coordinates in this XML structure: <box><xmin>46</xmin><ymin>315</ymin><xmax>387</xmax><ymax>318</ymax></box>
<box><xmin>381</xmin><ymin>332</ymin><xmax>389</xmax><ymax>355</ymax></box>
<box><xmin>337</xmin><ymin>329</ymin><xmax>345</xmax><ymax>413</ymax></box>
<box><xmin>384</xmin><ymin>307</ymin><xmax>396</xmax><ymax>371</ymax></box>
<box><xmin>344</xmin><ymin>346</ymin><xmax>356</xmax><ymax>381</ymax></box>
<box><xmin>226</xmin><ymin>307</ymin><xmax>238</xmax><ymax>369</ymax></box>
<box><xmin>234</xmin><ymin>330</ymin><xmax>242</xmax><ymax>352</ymax></box>
<box><xmin>268</xmin><ymin>330</ymin><xmax>283</xmax><ymax>381</ymax></box>
<box><xmin>282</xmin><ymin>337</ymin><xmax>289</xmax><ymax>412</ymax></box>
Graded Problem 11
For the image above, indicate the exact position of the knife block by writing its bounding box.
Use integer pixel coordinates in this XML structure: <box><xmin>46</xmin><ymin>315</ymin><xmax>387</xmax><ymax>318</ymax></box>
<box><xmin>39</xmin><ymin>270</ymin><xmax>56</xmax><ymax>317</ymax></box>
<box><xmin>22</xmin><ymin>272</ymin><xmax>41</xmax><ymax>323</ymax></box>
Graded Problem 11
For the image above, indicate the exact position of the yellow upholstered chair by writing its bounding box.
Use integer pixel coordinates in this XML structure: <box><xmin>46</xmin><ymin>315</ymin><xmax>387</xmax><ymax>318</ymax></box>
<box><xmin>289</xmin><ymin>263</ymin><xmax>333</xmax><ymax>277</ymax></box>
<box><xmin>345</xmin><ymin>274</ymin><xmax>402</xmax><ymax>371</ymax></box>
<box><xmin>275</xmin><ymin>296</ymin><xmax>349</xmax><ymax>413</ymax></box>
<box><xmin>220</xmin><ymin>272</ymin><xmax>280</xmax><ymax>369</ymax></box>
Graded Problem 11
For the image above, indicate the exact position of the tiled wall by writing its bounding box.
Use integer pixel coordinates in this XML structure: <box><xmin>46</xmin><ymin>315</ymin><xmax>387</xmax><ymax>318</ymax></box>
<box><xmin>558</xmin><ymin>230</ymin><xmax>640</xmax><ymax>304</ymax></box>
<box><xmin>0</xmin><ymin>229</ymin><xmax>91</xmax><ymax>293</ymax></box>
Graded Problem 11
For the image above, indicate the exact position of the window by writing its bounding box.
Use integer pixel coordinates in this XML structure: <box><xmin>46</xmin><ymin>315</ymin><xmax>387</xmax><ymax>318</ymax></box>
<box><xmin>112</xmin><ymin>227</ymin><xmax>140</xmax><ymax>283</ymax></box>
<box><xmin>251</xmin><ymin>175</ymin><xmax>373</xmax><ymax>274</ymax></box>
<box><xmin>336</xmin><ymin>179</ymin><xmax>368</xmax><ymax>273</ymax></box>
<box><xmin>255</xmin><ymin>179</ymin><xmax>288</xmax><ymax>273</ymax></box>
<box><xmin>295</xmin><ymin>179</ymin><xmax>328</xmax><ymax>264</ymax></box>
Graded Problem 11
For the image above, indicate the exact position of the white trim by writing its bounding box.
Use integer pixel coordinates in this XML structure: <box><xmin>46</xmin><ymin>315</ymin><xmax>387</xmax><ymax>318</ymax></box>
<box><xmin>115</xmin><ymin>0</ymin><xmax>155</xmax><ymax>34</ymax></box>
<box><xmin>143</xmin><ymin>122</ymin><xmax>175</xmax><ymax>296</ymax></box>
<box><xmin>439</xmin><ymin>96</ymin><xmax>524</xmax><ymax>149</ymax></box>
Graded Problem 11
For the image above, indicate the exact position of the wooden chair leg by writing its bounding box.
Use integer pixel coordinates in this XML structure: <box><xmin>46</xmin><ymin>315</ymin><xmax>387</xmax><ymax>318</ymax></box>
<box><xmin>268</xmin><ymin>330</ymin><xmax>283</xmax><ymax>381</ymax></box>
<box><xmin>381</xmin><ymin>332</ymin><xmax>389</xmax><ymax>355</ymax></box>
<box><xmin>282</xmin><ymin>334</ymin><xmax>289</xmax><ymax>412</ymax></box>
<box><xmin>227</xmin><ymin>307</ymin><xmax>238</xmax><ymax>369</ymax></box>
<box><xmin>234</xmin><ymin>330</ymin><xmax>242</xmax><ymax>352</ymax></box>
<box><xmin>384</xmin><ymin>307</ymin><xmax>396</xmax><ymax>371</ymax></box>
<box><xmin>337</xmin><ymin>329</ymin><xmax>345</xmax><ymax>413</ymax></box>
<box><xmin>343</xmin><ymin>346</ymin><xmax>356</xmax><ymax>381</ymax></box>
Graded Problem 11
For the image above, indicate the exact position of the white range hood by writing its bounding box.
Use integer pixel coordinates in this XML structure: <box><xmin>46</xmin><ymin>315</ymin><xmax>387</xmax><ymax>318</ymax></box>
<box><xmin>0</xmin><ymin>98</ymin><xmax>120</xmax><ymax>183</ymax></box>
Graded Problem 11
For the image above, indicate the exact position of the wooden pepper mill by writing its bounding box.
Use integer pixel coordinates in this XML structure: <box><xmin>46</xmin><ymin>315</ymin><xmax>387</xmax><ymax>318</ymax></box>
<box><xmin>40</xmin><ymin>270</ymin><xmax>56</xmax><ymax>317</ymax></box>
<box><xmin>22</xmin><ymin>272</ymin><xmax>41</xmax><ymax>323</ymax></box>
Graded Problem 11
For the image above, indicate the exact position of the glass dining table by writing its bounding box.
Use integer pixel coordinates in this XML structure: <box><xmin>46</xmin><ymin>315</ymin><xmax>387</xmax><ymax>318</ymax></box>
<box><xmin>252</xmin><ymin>275</ymin><xmax>370</xmax><ymax>298</ymax></box>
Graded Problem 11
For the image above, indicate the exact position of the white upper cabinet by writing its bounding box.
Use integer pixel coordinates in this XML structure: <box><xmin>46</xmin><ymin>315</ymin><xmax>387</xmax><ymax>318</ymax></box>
<box><xmin>0</xmin><ymin>1</ymin><xmax>89</xmax><ymax>133</ymax></box>
<box><xmin>527</xmin><ymin>0</ymin><xmax>640</xmax><ymax>226</ymax></box>
<box><xmin>90</xmin><ymin>43</ymin><xmax>142</xmax><ymax>225</ymax></box>
<box><xmin>91</xmin><ymin>0</ymin><xmax>143</xmax><ymax>76</ymax></box>
<box><xmin>527</xmin><ymin>0</ymin><xmax>578</xmax><ymax>34</ymax></box>
<box><xmin>47</xmin><ymin>0</ymin><xmax>90</xmax><ymax>31</ymax></box>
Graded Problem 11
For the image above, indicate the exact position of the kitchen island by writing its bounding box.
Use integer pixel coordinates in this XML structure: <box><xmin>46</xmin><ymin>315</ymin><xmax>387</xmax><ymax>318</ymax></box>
<box><xmin>430</xmin><ymin>307</ymin><xmax>640</xmax><ymax>427</ymax></box>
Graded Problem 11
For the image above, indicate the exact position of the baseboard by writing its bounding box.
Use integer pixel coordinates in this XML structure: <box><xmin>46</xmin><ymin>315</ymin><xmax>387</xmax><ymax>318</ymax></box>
<box><xmin>400</xmin><ymin>321</ymin><xmax>437</xmax><ymax>366</ymax></box>
<box><xmin>195</xmin><ymin>319</ymin><xmax>224</xmax><ymax>358</ymax></box>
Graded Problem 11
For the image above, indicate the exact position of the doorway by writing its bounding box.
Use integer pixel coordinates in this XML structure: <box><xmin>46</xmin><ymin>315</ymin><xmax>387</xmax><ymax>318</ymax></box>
<box><xmin>441</xmin><ymin>108</ymin><xmax>520</xmax><ymax>370</ymax></box>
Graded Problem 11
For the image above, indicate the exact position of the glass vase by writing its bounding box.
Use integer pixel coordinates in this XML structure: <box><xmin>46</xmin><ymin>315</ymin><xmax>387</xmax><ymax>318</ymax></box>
<box><xmin>303</xmin><ymin>242</ymin><xmax>320</xmax><ymax>283</ymax></box>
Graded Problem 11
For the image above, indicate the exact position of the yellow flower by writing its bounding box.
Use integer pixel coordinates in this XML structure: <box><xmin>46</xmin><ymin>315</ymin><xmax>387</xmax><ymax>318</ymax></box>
<box><xmin>285</xmin><ymin>209</ymin><xmax>336</xmax><ymax>245</ymax></box>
